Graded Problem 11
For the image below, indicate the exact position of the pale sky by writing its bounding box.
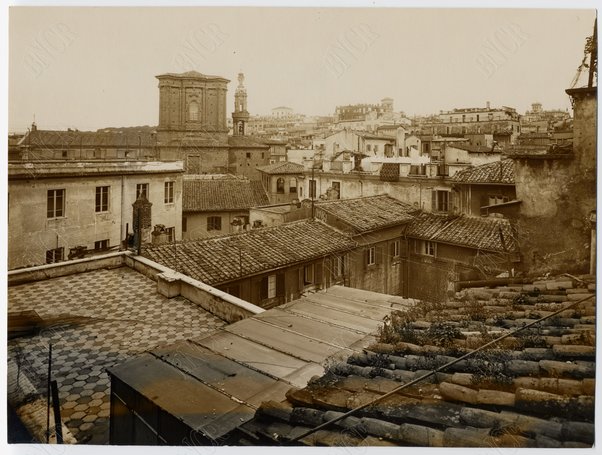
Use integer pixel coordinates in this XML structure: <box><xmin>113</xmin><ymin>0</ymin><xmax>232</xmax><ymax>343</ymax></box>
<box><xmin>8</xmin><ymin>6</ymin><xmax>597</xmax><ymax>132</ymax></box>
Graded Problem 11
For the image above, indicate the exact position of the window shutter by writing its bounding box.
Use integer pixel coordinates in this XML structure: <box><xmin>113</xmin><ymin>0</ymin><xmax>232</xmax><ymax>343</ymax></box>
<box><xmin>376</xmin><ymin>246</ymin><xmax>382</xmax><ymax>264</ymax></box>
<box><xmin>260</xmin><ymin>276</ymin><xmax>268</xmax><ymax>300</ymax></box>
<box><xmin>432</xmin><ymin>190</ymin><xmax>437</xmax><ymax>211</ymax></box>
<box><xmin>276</xmin><ymin>273</ymin><xmax>285</xmax><ymax>296</ymax></box>
<box><xmin>315</xmin><ymin>262</ymin><xmax>323</xmax><ymax>285</ymax></box>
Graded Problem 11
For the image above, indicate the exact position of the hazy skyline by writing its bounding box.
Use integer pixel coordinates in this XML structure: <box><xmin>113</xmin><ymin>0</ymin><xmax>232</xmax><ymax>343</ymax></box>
<box><xmin>9</xmin><ymin>7</ymin><xmax>596</xmax><ymax>132</ymax></box>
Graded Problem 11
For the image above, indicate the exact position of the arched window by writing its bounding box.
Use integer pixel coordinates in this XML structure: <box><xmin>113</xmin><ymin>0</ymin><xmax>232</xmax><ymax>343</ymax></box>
<box><xmin>189</xmin><ymin>101</ymin><xmax>199</xmax><ymax>121</ymax></box>
<box><xmin>276</xmin><ymin>178</ymin><xmax>285</xmax><ymax>194</ymax></box>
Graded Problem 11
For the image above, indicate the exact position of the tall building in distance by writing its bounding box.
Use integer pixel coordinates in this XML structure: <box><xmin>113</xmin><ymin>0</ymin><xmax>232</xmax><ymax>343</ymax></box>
<box><xmin>232</xmin><ymin>72</ymin><xmax>250</xmax><ymax>136</ymax></box>
<box><xmin>156</xmin><ymin>70</ymin><xmax>229</xmax><ymax>135</ymax></box>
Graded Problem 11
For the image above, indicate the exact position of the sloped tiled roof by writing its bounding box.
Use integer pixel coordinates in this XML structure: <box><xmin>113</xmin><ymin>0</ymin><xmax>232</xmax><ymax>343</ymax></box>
<box><xmin>405</xmin><ymin>212</ymin><xmax>518</xmax><ymax>252</ymax></box>
<box><xmin>19</xmin><ymin>129</ymin><xmax>157</xmax><ymax>148</ymax></box>
<box><xmin>256</xmin><ymin>161</ymin><xmax>305</xmax><ymax>174</ymax></box>
<box><xmin>242</xmin><ymin>276</ymin><xmax>595</xmax><ymax>447</ymax></box>
<box><xmin>452</xmin><ymin>159</ymin><xmax>515</xmax><ymax>184</ymax></box>
<box><xmin>183</xmin><ymin>179</ymin><xmax>269</xmax><ymax>212</ymax></box>
<box><xmin>316</xmin><ymin>195</ymin><xmax>415</xmax><ymax>233</ymax></box>
<box><xmin>142</xmin><ymin>220</ymin><xmax>356</xmax><ymax>285</ymax></box>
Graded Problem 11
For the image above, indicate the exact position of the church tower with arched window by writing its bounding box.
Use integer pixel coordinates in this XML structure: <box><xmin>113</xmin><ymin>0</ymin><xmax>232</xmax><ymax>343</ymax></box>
<box><xmin>232</xmin><ymin>72</ymin><xmax>250</xmax><ymax>136</ymax></box>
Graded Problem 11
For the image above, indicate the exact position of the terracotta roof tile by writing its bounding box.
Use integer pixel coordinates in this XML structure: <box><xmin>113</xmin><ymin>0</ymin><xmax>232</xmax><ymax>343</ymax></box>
<box><xmin>452</xmin><ymin>159</ymin><xmax>515</xmax><ymax>184</ymax></box>
<box><xmin>405</xmin><ymin>212</ymin><xmax>518</xmax><ymax>252</ymax></box>
<box><xmin>316</xmin><ymin>195</ymin><xmax>415</xmax><ymax>233</ymax></box>
<box><xmin>241</xmin><ymin>276</ymin><xmax>596</xmax><ymax>447</ymax></box>
<box><xmin>183</xmin><ymin>179</ymin><xmax>269</xmax><ymax>212</ymax></box>
<box><xmin>20</xmin><ymin>129</ymin><xmax>157</xmax><ymax>148</ymax></box>
<box><xmin>142</xmin><ymin>220</ymin><xmax>356</xmax><ymax>285</ymax></box>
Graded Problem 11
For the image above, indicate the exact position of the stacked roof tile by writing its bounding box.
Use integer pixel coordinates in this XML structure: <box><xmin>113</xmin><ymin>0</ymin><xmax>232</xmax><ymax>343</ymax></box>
<box><xmin>183</xmin><ymin>179</ymin><xmax>269</xmax><ymax>212</ymax></box>
<box><xmin>405</xmin><ymin>213</ymin><xmax>518</xmax><ymax>253</ymax></box>
<box><xmin>316</xmin><ymin>195</ymin><xmax>415</xmax><ymax>233</ymax></box>
<box><xmin>142</xmin><ymin>220</ymin><xmax>356</xmax><ymax>285</ymax></box>
<box><xmin>243</xmin><ymin>275</ymin><xmax>595</xmax><ymax>447</ymax></box>
<box><xmin>18</xmin><ymin>129</ymin><xmax>157</xmax><ymax>148</ymax></box>
<box><xmin>452</xmin><ymin>159</ymin><xmax>515</xmax><ymax>184</ymax></box>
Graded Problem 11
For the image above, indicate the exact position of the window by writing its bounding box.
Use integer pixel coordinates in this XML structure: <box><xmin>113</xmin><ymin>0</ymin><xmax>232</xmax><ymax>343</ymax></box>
<box><xmin>374</xmin><ymin>145</ymin><xmax>378</xmax><ymax>153</ymax></box>
<box><xmin>366</xmin><ymin>144</ymin><xmax>371</xmax><ymax>152</ymax></box>
<box><xmin>309</xmin><ymin>179</ymin><xmax>317</xmax><ymax>198</ymax></box>
<box><xmin>432</xmin><ymin>190</ymin><xmax>450</xmax><ymax>212</ymax></box>
<box><xmin>182</xmin><ymin>216</ymin><xmax>187</xmax><ymax>232</ymax></box>
<box><xmin>391</xmin><ymin>240</ymin><xmax>400</xmax><ymax>258</ymax></box>
<box><xmin>246</xmin><ymin>152</ymin><xmax>251</xmax><ymax>159</ymax></box>
<box><xmin>94</xmin><ymin>239</ymin><xmax>109</xmax><ymax>250</ymax></box>
<box><xmin>304</xmin><ymin>264</ymin><xmax>315</xmax><ymax>285</ymax></box>
<box><xmin>45</xmin><ymin>247</ymin><xmax>63</xmax><ymax>264</ymax></box>
<box><xmin>365</xmin><ymin>247</ymin><xmax>376</xmax><ymax>266</ymax></box>
<box><xmin>207</xmin><ymin>216</ymin><xmax>222</xmax><ymax>231</ymax></box>
<box><xmin>416</xmin><ymin>240</ymin><xmax>436</xmax><ymax>257</ymax></box>
<box><xmin>334</xmin><ymin>255</ymin><xmax>346</xmax><ymax>277</ymax></box>
<box><xmin>261</xmin><ymin>273</ymin><xmax>284</xmax><ymax>300</ymax></box>
<box><xmin>47</xmin><ymin>189</ymin><xmax>65</xmax><ymax>218</ymax></box>
<box><xmin>95</xmin><ymin>186</ymin><xmax>109</xmax><ymax>212</ymax></box>
<box><xmin>267</xmin><ymin>275</ymin><xmax>277</xmax><ymax>299</ymax></box>
<box><xmin>289</xmin><ymin>178</ymin><xmax>297</xmax><ymax>193</ymax></box>
<box><xmin>164</xmin><ymin>181</ymin><xmax>174</xmax><ymax>204</ymax></box>
<box><xmin>476</xmin><ymin>114</ymin><xmax>480</xmax><ymax>122</ymax></box>
<box><xmin>165</xmin><ymin>227</ymin><xmax>175</xmax><ymax>242</ymax></box>
<box><xmin>189</xmin><ymin>101</ymin><xmax>199</xmax><ymax>121</ymax></box>
<box><xmin>332</xmin><ymin>181</ymin><xmax>341</xmax><ymax>199</ymax></box>
<box><xmin>136</xmin><ymin>183</ymin><xmax>148</xmax><ymax>199</ymax></box>
<box><xmin>276</xmin><ymin>178</ymin><xmax>285</xmax><ymax>194</ymax></box>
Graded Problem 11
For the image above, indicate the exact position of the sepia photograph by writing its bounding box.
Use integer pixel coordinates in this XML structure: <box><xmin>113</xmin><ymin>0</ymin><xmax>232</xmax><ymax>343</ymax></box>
<box><xmin>4</xmin><ymin>2</ymin><xmax>598</xmax><ymax>452</ymax></box>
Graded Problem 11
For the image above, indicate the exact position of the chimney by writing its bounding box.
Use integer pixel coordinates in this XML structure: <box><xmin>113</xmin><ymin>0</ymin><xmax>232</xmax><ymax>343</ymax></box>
<box><xmin>31</xmin><ymin>122</ymin><xmax>37</xmax><ymax>132</ymax></box>
<box><xmin>486</xmin><ymin>101</ymin><xmax>491</xmax><ymax>110</ymax></box>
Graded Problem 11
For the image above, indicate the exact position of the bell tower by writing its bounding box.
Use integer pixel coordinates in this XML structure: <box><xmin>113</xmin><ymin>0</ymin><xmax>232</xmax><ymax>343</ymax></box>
<box><xmin>232</xmin><ymin>72</ymin><xmax>250</xmax><ymax>136</ymax></box>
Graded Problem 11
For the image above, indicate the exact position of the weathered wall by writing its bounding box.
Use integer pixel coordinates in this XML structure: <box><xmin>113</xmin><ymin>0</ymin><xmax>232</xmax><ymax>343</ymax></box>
<box><xmin>228</xmin><ymin>148</ymin><xmax>270</xmax><ymax>180</ymax></box>
<box><xmin>8</xmin><ymin>171</ymin><xmax>182</xmax><ymax>269</ymax></box>
<box><xmin>513</xmin><ymin>88</ymin><xmax>596</xmax><ymax>275</ymax></box>
<box><xmin>347</xmin><ymin>227</ymin><xmax>406</xmax><ymax>296</ymax></box>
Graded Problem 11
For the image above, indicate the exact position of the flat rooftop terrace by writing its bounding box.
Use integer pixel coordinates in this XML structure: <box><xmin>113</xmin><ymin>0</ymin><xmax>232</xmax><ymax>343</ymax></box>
<box><xmin>7</xmin><ymin>265</ymin><xmax>227</xmax><ymax>444</ymax></box>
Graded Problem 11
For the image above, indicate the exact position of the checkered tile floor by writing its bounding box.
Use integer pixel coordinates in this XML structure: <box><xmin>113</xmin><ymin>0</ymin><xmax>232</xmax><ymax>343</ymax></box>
<box><xmin>8</xmin><ymin>267</ymin><xmax>226</xmax><ymax>444</ymax></box>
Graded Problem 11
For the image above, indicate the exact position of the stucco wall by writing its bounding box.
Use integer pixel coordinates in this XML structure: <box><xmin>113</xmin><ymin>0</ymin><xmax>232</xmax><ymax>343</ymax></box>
<box><xmin>8</xmin><ymin>171</ymin><xmax>182</xmax><ymax>269</ymax></box>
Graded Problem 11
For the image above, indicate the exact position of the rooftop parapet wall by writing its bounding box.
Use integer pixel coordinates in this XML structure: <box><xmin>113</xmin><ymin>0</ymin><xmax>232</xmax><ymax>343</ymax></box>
<box><xmin>8</xmin><ymin>251</ymin><xmax>264</xmax><ymax>324</ymax></box>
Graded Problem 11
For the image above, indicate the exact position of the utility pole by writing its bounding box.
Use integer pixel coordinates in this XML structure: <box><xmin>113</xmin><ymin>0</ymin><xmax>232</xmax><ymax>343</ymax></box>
<box><xmin>588</xmin><ymin>18</ymin><xmax>597</xmax><ymax>88</ymax></box>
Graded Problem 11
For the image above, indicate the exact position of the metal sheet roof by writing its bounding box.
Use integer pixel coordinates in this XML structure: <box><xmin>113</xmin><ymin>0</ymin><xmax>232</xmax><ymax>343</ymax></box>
<box><xmin>108</xmin><ymin>286</ymin><xmax>412</xmax><ymax>440</ymax></box>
